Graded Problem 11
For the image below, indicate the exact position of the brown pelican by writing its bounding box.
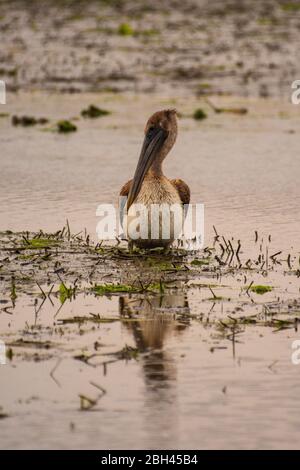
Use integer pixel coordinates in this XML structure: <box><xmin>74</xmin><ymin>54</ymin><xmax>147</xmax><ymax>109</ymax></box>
<box><xmin>120</xmin><ymin>109</ymin><xmax>190</xmax><ymax>250</ymax></box>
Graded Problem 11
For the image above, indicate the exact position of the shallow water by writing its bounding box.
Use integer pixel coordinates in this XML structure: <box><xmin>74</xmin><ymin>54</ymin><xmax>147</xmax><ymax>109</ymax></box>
<box><xmin>1</xmin><ymin>92</ymin><xmax>299</xmax><ymax>252</ymax></box>
<box><xmin>1</xmin><ymin>283</ymin><xmax>300</xmax><ymax>450</ymax></box>
<box><xmin>0</xmin><ymin>92</ymin><xmax>300</xmax><ymax>449</ymax></box>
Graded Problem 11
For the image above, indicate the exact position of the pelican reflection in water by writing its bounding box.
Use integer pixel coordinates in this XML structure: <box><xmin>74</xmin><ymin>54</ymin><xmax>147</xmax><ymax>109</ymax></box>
<box><xmin>119</xmin><ymin>294</ymin><xmax>190</xmax><ymax>385</ymax></box>
<box><xmin>118</xmin><ymin>293</ymin><xmax>190</xmax><ymax>445</ymax></box>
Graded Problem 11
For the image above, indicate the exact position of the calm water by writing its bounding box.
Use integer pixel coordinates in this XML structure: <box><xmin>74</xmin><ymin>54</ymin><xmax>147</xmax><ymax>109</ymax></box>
<box><xmin>1</xmin><ymin>92</ymin><xmax>299</xmax><ymax>251</ymax></box>
<box><xmin>1</xmin><ymin>289</ymin><xmax>300</xmax><ymax>450</ymax></box>
<box><xmin>0</xmin><ymin>92</ymin><xmax>300</xmax><ymax>449</ymax></box>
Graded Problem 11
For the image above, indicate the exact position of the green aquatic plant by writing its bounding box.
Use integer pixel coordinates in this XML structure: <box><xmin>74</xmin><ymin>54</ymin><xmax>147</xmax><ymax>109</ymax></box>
<box><xmin>92</xmin><ymin>284</ymin><xmax>140</xmax><ymax>295</ymax></box>
<box><xmin>145</xmin><ymin>258</ymin><xmax>183</xmax><ymax>271</ymax></box>
<box><xmin>6</xmin><ymin>348</ymin><xmax>13</xmax><ymax>361</ymax></box>
<box><xmin>23</xmin><ymin>238</ymin><xmax>59</xmax><ymax>249</ymax></box>
<box><xmin>116</xmin><ymin>345</ymin><xmax>139</xmax><ymax>360</ymax></box>
<box><xmin>118</xmin><ymin>23</ymin><xmax>134</xmax><ymax>36</ymax></box>
<box><xmin>193</xmin><ymin>108</ymin><xmax>207</xmax><ymax>120</ymax></box>
<box><xmin>250</xmin><ymin>285</ymin><xmax>273</xmax><ymax>295</ymax></box>
<box><xmin>12</xmin><ymin>115</ymin><xmax>48</xmax><ymax>126</ymax></box>
<box><xmin>56</xmin><ymin>120</ymin><xmax>77</xmax><ymax>133</ymax></box>
<box><xmin>92</xmin><ymin>282</ymin><xmax>164</xmax><ymax>296</ymax></box>
<box><xmin>191</xmin><ymin>258</ymin><xmax>210</xmax><ymax>266</ymax></box>
<box><xmin>59</xmin><ymin>283</ymin><xmax>74</xmax><ymax>304</ymax></box>
<box><xmin>81</xmin><ymin>105</ymin><xmax>110</xmax><ymax>118</ymax></box>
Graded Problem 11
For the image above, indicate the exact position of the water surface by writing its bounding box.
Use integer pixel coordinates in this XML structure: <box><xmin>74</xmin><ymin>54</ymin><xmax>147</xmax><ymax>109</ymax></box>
<box><xmin>0</xmin><ymin>92</ymin><xmax>300</xmax><ymax>449</ymax></box>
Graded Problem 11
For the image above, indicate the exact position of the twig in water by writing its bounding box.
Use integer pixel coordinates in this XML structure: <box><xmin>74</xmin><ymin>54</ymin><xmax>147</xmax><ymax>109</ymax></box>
<box><xmin>79</xmin><ymin>395</ymin><xmax>97</xmax><ymax>411</ymax></box>
<box><xmin>66</xmin><ymin>219</ymin><xmax>71</xmax><ymax>240</ymax></box>
<box><xmin>219</xmin><ymin>243</ymin><xmax>225</xmax><ymax>257</ymax></box>
<box><xmin>213</xmin><ymin>225</ymin><xmax>219</xmax><ymax>240</ymax></box>
<box><xmin>236</xmin><ymin>240</ymin><xmax>241</xmax><ymax>262</ymax></box>
<box><xmin>222</xmin><ymin>236</ymin><xmax>229</xmax><ymax>252</ymax></box>
<box><xmin>36</xmin><ymin>281</ymin><xmax>46</xmax><ymax>298</ymax></box>
<box><xmin>50</xmin><ymin>358</ymin><xmax>62</xmax><ymax>387</ymax></box>
<box><xmin>267</xmin><ymin>360</ymin><xmax>278</xmax><ymax>374</ymax></box>
<box><xmin>209</xmin><ymin>286</ymin><xmax>217</xmax><ymax>299</ymax></box>
<box><xmin>227</xmin><ymin>239</ymin><xmax>234</xmax><ymax>254</ymax></box>
<box><xmin>215</xmin><ymin>255</ymin><xmax>225</xmax><ymax>265</ymax></box>
<box><xmin>246</xmin><ymin>281</ymin><xmax>254</xmax><ymax>296</ymax></box>
<box><xmin>270</xmin><ymin>251</ymin><xmax>282</xmax><ymax>262</ymax></box>
<box><xmin>90</xmin><ymin>381</ymin><xmax>106</xmax><ymax>396</ymax></box>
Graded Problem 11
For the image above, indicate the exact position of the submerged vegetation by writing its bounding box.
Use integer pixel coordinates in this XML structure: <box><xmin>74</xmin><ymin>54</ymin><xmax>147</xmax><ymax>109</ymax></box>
<box><xmin>0</xmin><ymin>218</ymin><xmax>299</xmax><ymax>387</ymax></box>
<box><xmin>81</xmin><ymin>105</ymin><xmax>111</xmax><ymax>118</ymax></box>
<box><xmin>12</xmin><ymin>115</ymin><xmax>49</xmax><ymax>126</ymax></box>
<box><xmin>0</xmin><ymin>224</ymin><xmax>299</xmax><ymax>331</ymax></box>
<box><xmin>118</xmin><ymin>23</ymin><xmax>134</xmax><ymax>36</ymax></box>
<box><xmin>193</xmin><ymin>108</ymin><xmax>207</xmax><ymax>120</ymax></box>
<box><xmin>56</xmin><ymin>120</ymin><xmax>77</xmax><ymax>133</ymax></box>
<box><xmin>9</xmin><ymin>107</ymin><xmax>111</xmax><ymax>135</ymax></box>
<box><xmin>0</xmin><ymin>221</ymin><xmax>299</xmax><ymax>427</ymax></box>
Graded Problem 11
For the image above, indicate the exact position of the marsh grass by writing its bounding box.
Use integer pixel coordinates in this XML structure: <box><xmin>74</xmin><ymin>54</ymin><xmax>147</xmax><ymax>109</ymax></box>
<box><xmin>1</xmin><ymin>222</ymin><xmax>300</xmax><ymax>368</ymax></box>
<box><xmin>22</xmin><ymin>237</ymin><xmax>60</xmax><ymax>249</ymax></box>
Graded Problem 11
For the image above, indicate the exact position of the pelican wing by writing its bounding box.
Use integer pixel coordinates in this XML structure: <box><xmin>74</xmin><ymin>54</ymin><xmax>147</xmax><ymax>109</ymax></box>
<box><xmin>119</xmin><ymin>179</ymin><xmax>132</xmax><ymax>234</ymax></box>
<box><xmin>170</xmin><ymin>179</ymin><xmax>190</xmax><ymax>205</ymax></box>
<box><xmin>120</xmin><ymin>179</ymin><xmax>132</xmax><ymax>198</ymax></box>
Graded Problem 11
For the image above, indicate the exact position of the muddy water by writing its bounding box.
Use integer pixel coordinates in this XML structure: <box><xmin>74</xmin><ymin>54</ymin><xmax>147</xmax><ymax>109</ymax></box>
<box><xmin>0</xmin><ymin>92</ymin><xmax>300</xmax><ymax>449</ymax></box>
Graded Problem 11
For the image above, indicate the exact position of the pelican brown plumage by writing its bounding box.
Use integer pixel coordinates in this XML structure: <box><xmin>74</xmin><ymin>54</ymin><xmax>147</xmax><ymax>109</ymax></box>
<box><xmin>120</xmin><ymin>109</ymin><xmax>190</xmax><ymax>251</ymax></box>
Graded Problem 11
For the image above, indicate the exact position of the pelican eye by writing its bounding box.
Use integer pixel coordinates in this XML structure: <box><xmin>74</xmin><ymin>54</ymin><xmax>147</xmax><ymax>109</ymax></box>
<box><xmin>147</xmin><ymin>125</ymin><xmax>158</xmax><ymax>140</ymax></box>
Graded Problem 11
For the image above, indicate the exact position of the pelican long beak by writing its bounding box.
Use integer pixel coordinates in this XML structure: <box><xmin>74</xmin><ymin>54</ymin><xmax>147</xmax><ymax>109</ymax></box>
<box><xmin>127</xmin><ymin>126</ymin><xmax>168</xmax><ymax>210</ymax></box>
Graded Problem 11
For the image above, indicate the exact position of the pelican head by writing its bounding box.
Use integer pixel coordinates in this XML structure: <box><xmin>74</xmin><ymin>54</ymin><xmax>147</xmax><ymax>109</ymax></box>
<box><xmin>127</xmin><ymin>109</ymin><xmax>178</xmax><ymax>209</ymax></box>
